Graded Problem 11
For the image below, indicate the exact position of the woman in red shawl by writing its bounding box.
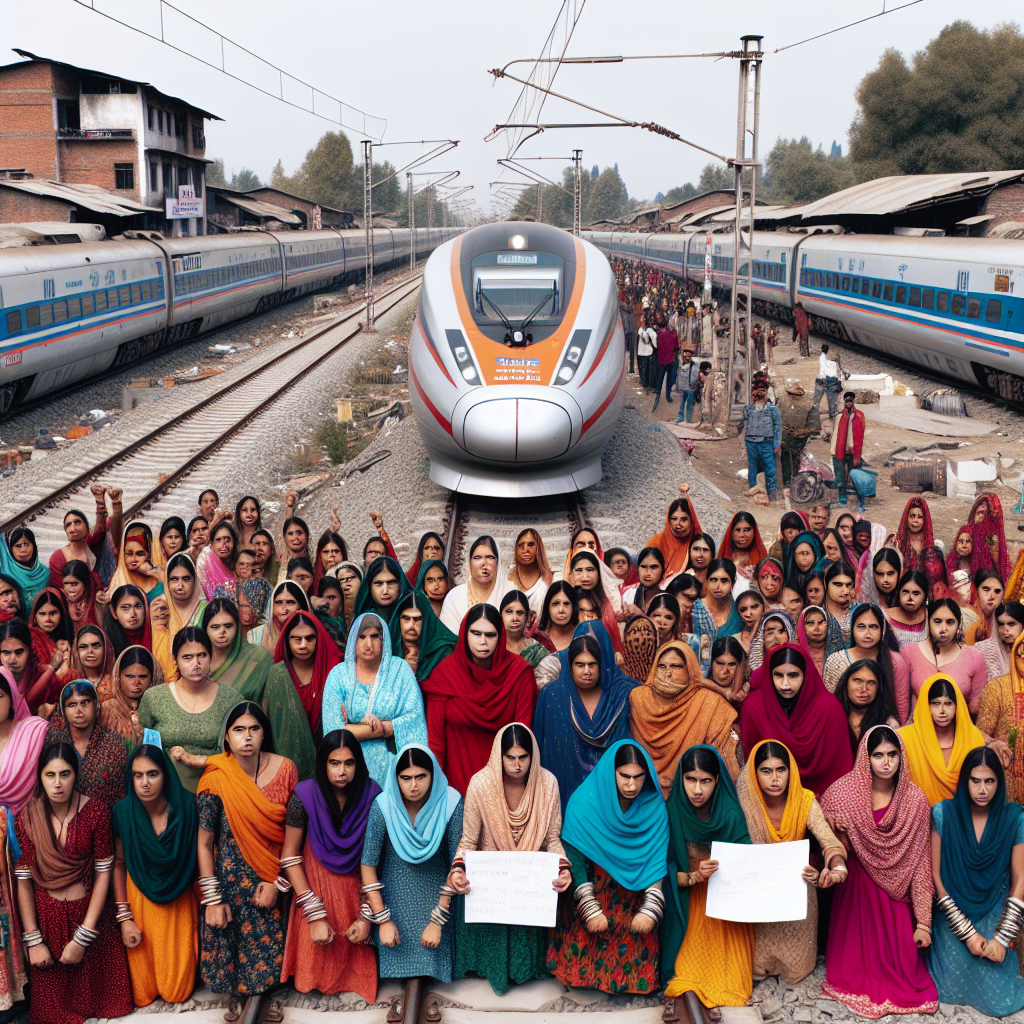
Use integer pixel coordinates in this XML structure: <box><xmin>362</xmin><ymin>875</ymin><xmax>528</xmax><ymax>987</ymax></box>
<box><xmin>269</xmin><ymin>610</ymin><xmax>341</xmax><ymax>735</ymax></box>
<box><xmin>966</xmin><ymin>493</ymin><xmax>1011</xmax><ymax>581</ymax></box>
<box><xmin>892</xmin><ymin>497</ymin><xmax>933</xmax><ymax>574</ymax></box>
<box><xmin>945</xmin><ymin>526</ymin><xmax>974</xmax><ymax>585</ymax></box>
<box><xmin>420</xmin><ymin>603</ymin><xmax>537</xmax><ymax>795</ymax></box>
<box><xmin>739</xmin><ymin>643</ymin><xmax>853</xmax><ymax>796</ymax></box>
<box><xmin>719</xmin><ymin>512</ymin><xmax>769</xmax><ymax>589</ymax></box>
<box><xmin>645</xmin><ymin>488</ymin><xmax>703</xmax><ymax>578</ymax></box>
<box><xmin>0</xmin><ymin>618</ymin><xmax>62</xmax><ymax>714</ymax></box>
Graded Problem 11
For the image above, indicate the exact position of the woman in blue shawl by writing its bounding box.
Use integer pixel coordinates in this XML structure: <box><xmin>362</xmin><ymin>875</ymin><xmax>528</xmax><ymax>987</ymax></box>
<box><xmin>359</xmin><ymin>743</ymin><xmax>464</xmax><ymax>984</ymax></box>
<box><xmin>929</xmin><ymin>746</ymin><xmax>1024</xmax><ymax>1017</ymax></box>
<box><xmin>352</xmin><ymin>556</ymin><xmax>412</xmax><ymax>624</ymax></box>
<box><xmin>549</xmin><ymin>740</ymin><xmax>669</xmax><ymax>993</ymax></box>
<box><xmin>784</xmin><ymin>531</ymin><xmax>825</xmax><ymax>593</ymax></box>
<box><xmin>1</xmin><ymin>526</ymin><xmax>50</xmax><ymax>611</ymax></box>
<box><xmin>533</xmin><ymin>621</ymin><xmax>639</xmax><ymax>813</ymax></box>
<box><xmin>321</xmin><ymin>612</ymin><xmax>427</xmax><ymax>786</ymax></box>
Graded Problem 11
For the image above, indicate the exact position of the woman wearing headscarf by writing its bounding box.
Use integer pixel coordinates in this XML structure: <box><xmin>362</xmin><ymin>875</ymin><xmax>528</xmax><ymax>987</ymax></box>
<box><xmin>351</xmin><ymin>554</ymin><xmax>412</xmax><ymax>627</ymax></box>
<box><xmin>389</xmin><ymin>590</ymin><xmax>457</xmax><ymax>683</ymax></box>
<box><xmin>500</xmin><ymin>590</ymin><xmax>559</xmax><ymax>683</ymax></box>
<box><xmin>538</xmin><ymin>580</ymin><xmax>579</xmax><ymax>653</ymax></box>
<box><xmin>267</xmin><ymin>609</ymin><xmax>340</xmax><ymax>741</ymax></box>
<box><xmin>793</xmin><ymin>604</ymin><xmax>844</xmax><ymax>681</ymax></box>
<box><xmin>740</xmin><ymin>644</ymin><xmax>853</xmax><ymax>797</ymax></box>
<box><xmin>783</xmin><ymin>531</ymin><xmax>825</xmax><ymax>594</ymax></box>
<box><xmin>250</xmin><ymin>580</ymin><xmax>309</xmax><ymax>655</ymax></box>
<box><xmin>45</xmin><ymin>680</ymin><xmax>127</xmax><ymax>807</ymax></box>
<box><xmin>107</xmin><ymin>521</ymin><xmax>164</xmax><ymax>596</ymax></box>
<box><xmin>47</xmin><ymin>493</ymin><xmax>116</xmax><ymax>591</ymax></box>
<box><xmin>978</xmin><ymin>632</ymin><xmax>1024</xmax><ymax>801</ymax></box>
<box><xmin>28</xmin><ymin>588</ymin><xmax>74</xmax><ymax>689</ymax></box>
<box><xmin>892</xmin><ymin>496</ymin><xmax>934</xmax><ymax>574</ymax></box>
<box><xmin>622</xmin><ymin>615</ymin><xmax>659</xmax><ymax>685</ymax></box>
<box><xmin>358</xmin><ymin>743</ymin><xmax>463</xmax><ymax>990</ymax></box>
<box><xmin>691</xmin><ymin>559</ymin><xmax>744</xmax><ymax>668</ymax></box>
<box><xmin>570</xmin><ymin>550</ymin><xmax>625</xmax><ymax>655</ymax></box>
<box><xmin>719</xmin><ymin>511</ymin><xmax>768</xmax><ymax>591</ymax></box>
<box><xmin>737</xmin><ymin>740</ymin><xmax>847</xmax><ymax>984</ymax></box>
<box><xmin>767</xmin><ymin>511</ymin><xmax>807</xmax><ymax>564</ymax></box>
<box><xmin>507</xmin><ymin>528</ymin><xmax>556</xmax><ymax>616</ymax></box>
<box><xmin>280</xmin><ymin>731</ymin><xmax>381</xmax><ymax>1001</ymax></box>
<box><xmin>60</xmin><ymin>559</ymin><xmax>103</xmax><ymax>632</ymax></box>
<box><xmin>321</xmin><ymin>612</ymin><xmax>427</xmax><ymax>787</ymax></box>
<box><xmin>929</xmin><ymin>747</ymin><xmax>1024</xmax><ymax>1016</ymax></box>
<box><xmin>406</xmin><ymin>531</ymin><xmax>445</xmax><ymax>587</ymax></box>
<box><xmin>440</xmin><ymin>537</ymin><xmax>512</xmax><ymax>632</ymax></box>
<box><xmin>102</xmin><ymin>584</ymin><xmax>152</xmax><ymax>658</ymax></box>
<box><xmin>195</xmin><ymin>521</ymin><xmax>238</xmax><ymax>602</ymax></box>
<box><xmin>630</xmin><ymin>640</ymin><xmax>740</xmax><ymax>796</ymax></box>
<box><xmin>111</xmin><ymin>743</ymin><xmax>198</xmax><ymax>1007</ymax></box>
<box><xmin>1</xmin><ymin>526</ymin><xmax>50</xmax><ymax>612</ymax></box>
<box><xmin>311</xmin><ymin>530</ymin><xmax>347</xmax><ymax>590</ymax></box>
<box><xmin>201</xmin><ymin>598</ymin><xmax>272</xmax><ymax>699</ymax></box>
<box><xmin>861</xmin><ymin>547</ymin><xmax>902</xmax><ymax>609</ymax></box>
<box><xmin>605</xmin><ymin>547</ymin><xmax>639</xmax><ymax>594</ymax></box>
<box><xmin>152</xmin><ymin>552</ymin><xmax>206</xmax><ymax>681</ymax></box>
<box><xmin>196</xmin><ymin>701</ymin><xmax>297</xmax><ymax>1024</ymax></box>
<box><xmin>823</xmin><ymin>603</ymin><xmax>911</xmax><ymax>723</ymax></box>
<box><xmin>100</xmin><ymin>646</ymin><xmax>163</xmax><ymax>749</ymax></box>
<box><xmin>645</xmin><ymin>492</ymin><xmax>702</xmax><ymax>578</ymax></box>
<box><xmin>898</xmin><ymin>675</ymin><xmax>985</xmax><ymax>806</ymax></box>
<box><xmin>549</xmin><ymin>741</ymin><xmax>669</xmax><ymax>994</ymax></box>
<box><xmin>448</xmin><ymin>723</ymin><xmax>570</xmax><ymax>995</ymax></box>
<box><xmin>661</xmin><ymin>745</ymin><xmax>753</xmax><ymax>1011</ymax></box>
<box><xmin>833</xmin><ymin>659</ymin><xmax>900</xmax><ymax>753</ymax></box>
<box><xmin>0</xmin><ymin>618</ymin><xmax>61</xmax><ymax>715</ymax></box>
<box><xmin>412</xmin><ymin>560</ymin><xmax>446</xmax><ymax>621</ymax></box>
<box><xmin>754</xmin><ymin>557</ymin><xmax>785</xmax><ymax>611</ymax></box>
<box><xmin>966</xmin><ymin>492</ymin><xmax>1011</xmax><ymax>581</ymax></box>
<box><xmin>420</xmin><ymin>604</ymin><xmax>537</xmax><ymax>796</ymax></box>
<box><xmin>621</xmin><ymin>546</ymin><xmax>667</xmax><ymax>615</ymax></box>
<box><xmin>747</xmin><ymin>610</ymin><xmax>795</xmax><ymax>674</ymax></box>
<box><xmin>70</xmin><ymin>624</ymin><xmax>115</xmax><ymax>702</ymax></box>
<box><xmin>15</xmin><ymin>740</ymin><xmax>133</xmax><ymax>1024</ymax></box>
<box><xmin>820</xmin><ymin>726</ymin><xmax>937</xmax><ymax>1016</ymax></box>
<box><xmin>534</xmin><ymin>623</ymin><xmax>639</xmax><ymax>813</ymax></box>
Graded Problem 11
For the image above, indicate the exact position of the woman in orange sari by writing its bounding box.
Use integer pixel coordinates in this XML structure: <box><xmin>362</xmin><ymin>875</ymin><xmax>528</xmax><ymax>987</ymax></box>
<box><xmin>646</xmin><ymin>490</ymin><xmax>703</xmax><ymax>579</ymax></box>
<box><xmin>977</xmin><ymin>632</ymin><xmax>1024</xmax><ymax>802</ymax></box>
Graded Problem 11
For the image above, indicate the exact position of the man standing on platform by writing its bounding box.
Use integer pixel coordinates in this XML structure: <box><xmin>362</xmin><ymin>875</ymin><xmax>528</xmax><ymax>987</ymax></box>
<box><xmin>739</xmin><ymin>375</ymin><xmax>782</xmax><ymax>500</ymax></box>
<box><xmin>831</xmin><ymin>391</ymin><xmax>866</xmax><ymax>510</ymax></box>
<box><xmin>778</xmin><ymin>381</ymin><xmax>820</xmax><ymax>489</ymax></box>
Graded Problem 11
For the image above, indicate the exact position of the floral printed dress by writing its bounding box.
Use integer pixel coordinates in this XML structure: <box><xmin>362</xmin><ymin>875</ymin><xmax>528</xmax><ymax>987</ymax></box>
<box><xmin>197</xmin><ymin>760</ymin><xmax>296</xmax><ymax>995</ymax></box>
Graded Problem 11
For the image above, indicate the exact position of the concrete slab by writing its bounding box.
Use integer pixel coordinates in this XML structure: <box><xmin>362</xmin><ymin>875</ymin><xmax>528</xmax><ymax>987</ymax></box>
<box><xmin>426</xmin><ymin>977</ymin><xmax>566</xmax><ymax>1012</ymax></box>
<box><xmin>862</xmin><ymin>403</ymin><xmax>998</xmax><ymax>436</ymax></box>
<box><xmin>719</xmin><ymin>1006</ymin><xmax>764</xmax><ymax>1024</ymax></box>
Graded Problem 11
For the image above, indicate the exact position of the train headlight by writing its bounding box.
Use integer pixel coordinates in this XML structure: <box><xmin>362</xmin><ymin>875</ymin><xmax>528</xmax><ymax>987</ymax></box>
<box><xmin>552</xmin><ymin>329</ymin><xmax>591</xmax><ymax>385</ymax></box>
<box><xmin>446</xmin><ymin>329</ymin><xmax>481</xmax><ymax>386</ymax></box>
<box><xmin>508</xmin><ymin>234</ymin><xmax>528</xmax><ymax>250</ymax></box>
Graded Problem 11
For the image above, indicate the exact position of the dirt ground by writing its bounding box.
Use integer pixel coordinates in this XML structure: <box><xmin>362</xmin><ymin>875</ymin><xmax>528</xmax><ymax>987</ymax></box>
<box><xmin>639</xmin><ymin>330</ymin><xmax>1024</xmax><ymax>560</ymax></box>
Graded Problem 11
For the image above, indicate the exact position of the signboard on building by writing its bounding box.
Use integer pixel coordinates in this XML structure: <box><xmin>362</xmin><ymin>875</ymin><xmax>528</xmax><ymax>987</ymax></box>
<box><xmin>313</xmin><ymin>205</ymin><xmax>322</xmax><ymax>230</ymax></box>
<box><xmin>166</xmin><ymin>185</ymin><xmax>203</xmax><ymax>220</ymax></box>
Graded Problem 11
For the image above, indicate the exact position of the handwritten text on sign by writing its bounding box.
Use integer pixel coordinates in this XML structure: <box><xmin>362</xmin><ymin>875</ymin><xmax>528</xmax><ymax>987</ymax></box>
<box><xmin>463</xmin><ymin>850</ymin><xmax>560</xmax><ymax>927</ymax></box>
<box><xmin>706</xmin><ymin>839</ymin><xmax>809</xmax><ymax>923</ymax></box>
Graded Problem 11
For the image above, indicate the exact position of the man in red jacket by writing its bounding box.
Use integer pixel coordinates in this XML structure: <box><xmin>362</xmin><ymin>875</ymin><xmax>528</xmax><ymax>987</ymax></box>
<box><xmin>831</xmin><ymin>391</ymin><xmax>865</xmax><ymax>509</ymax></box>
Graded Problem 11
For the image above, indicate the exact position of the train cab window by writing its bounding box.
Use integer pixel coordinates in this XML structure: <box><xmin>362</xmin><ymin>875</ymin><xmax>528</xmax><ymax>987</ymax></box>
<box><xmin>841</xmin><ymin>276</ymin><xmax>850</xmax><ymax>291</ymax></box>
<box><xmin>52</xmin><ymin>301</ymin><xmax>68</xmax><ymax>322</ymax></box>
<box><xmin>119</xmin><ymin>286</ymin><xmax>130</xmax><ymax>306</ymax></box>
<box><xmin>95</xmin><ymin>291</ymin><xmax>107</xmax><ymax>312</ymax></box>
<box><xmin>871</xmin><ymin>281</ymin><xmax>882</xmax><ymax>298</ymax></box>
<box><xmin>25</xmin><ymin>306</ymin><xmax>40</xmax><ymax>329</ymax></box>
<box><xmin>951</xmin><ymin>294</ymin><xmax>965</xmax><ymax>316</ymax></box>
<box><xmin>967</xmin><ymin>296</ymin><xmax>982</xmax><ymax>319</ymax></box>
<box><xmin>895</xmin><ymin>285</ymin><xmax>907</xmax><ymax>304</ymax></box>
<box><xmin>5</xmin><ymin>310</ymin><xmax>21</xmax><ymax>337</ymax></box>
<box><xmin>985</xmin><ymin>299</ymin><xmax>1002</xmax><ymax>322</ymax></box>
<box><xmin>908</xmin><ymin>287</ymin><xmax>921</xmax><ymax>307</ymax></box>
<box><xmin>883</xmin><ymin>283</ymin><xmax>894</xmax><ymax>301</ymax></box>
<box><xmin>82</xmin><ymin>294</ymin><xmax>95</xmax><ymax>316</ymax></box>
<box><xmin>936</xmin><ymin>291</ymin><xmax>949</xmax><ymax>312</ymax></box>
<box><xmin>66</xmin><ymin>297</ymin><xmax>81</xmax><ymax>319</ymax></box>
<box><xmin>922</xmin><ymin>289</ymin><xmax>934</xmax><ymax>310</ymax></box>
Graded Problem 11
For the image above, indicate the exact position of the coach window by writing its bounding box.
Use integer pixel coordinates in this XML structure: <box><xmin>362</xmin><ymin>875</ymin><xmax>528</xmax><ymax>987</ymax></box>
<box><xmin>895</xmin><ymin>285</ymin><xmax>907</xmax><ymax>303</ymax></box>
<box><xmin>95</xmin><ymin>292</ymin><xmax>108</xmax><ymax>312</ymax></box>
<box><xmin>82</xmin><ymin>294</ymin><xmax>95</xmax><ymax>316</ymax></box>
<box><xmin>5</xmin><ymin>311</ymin><xmax>21</xmax><ymax>337</ymax></box>
<box><xmin>66</xmin><ymin>297</ymin><xmax>81</xmax><ymax>319</ymax></box>
<box><xmin>985</xmin><ymin>299</ymin><xmax>1002</xmax><ymax>322</ymax></box>
<box><xmin>53</xmin><ymin>301</ymin><xmax>68</xmax><ymax>322</ymax></box>
<box><xmin>119</xmin><ymin>286</ymin><xmax>131</xmax><ymax>306</ymax></box>
<box><xmin>922</xmin><ymin>289</ymin><xmax>935</xmax><ymax>310</ymax></box>
<box><xmin>871</xmin><ymin>281</ymin><xmax>882</xmax><ymax>298</ymax></box>
<box><xmin>851</xmin><ymin>279</ymin><xmax>859</xmax><ymax>293</ymax></box>
<box><xmin>38</xmin><ymin>305</ymin><xmax>53</xmax><ymax>326</ymax></box>
<box><xmin>967</xmin><ymin>296</ymin><xmax>982</xmax><ymax>319</ymax></box>
<box><xmin>862</xmin><ymin>278</ymin><xmax>871</xmax><ymax>293</ymax></box>
<box><xmin>908</xmin><ymin>287</ymin><xmax>921</xmax><ymax>307</ymax></box>
<box><xmin>842</xmin><ymin>276</ymin><xmax>850</xmax><ymax>291</ymax></box>
<box><xmin>25</xmin><ymin>307</ymin><xmax>40</xmax><ymax>329</ymax></box>
<box><xmin>936</xmin><ymin>291</ymin><xmax>950</xmax><ymax>312</ymax></box>
<box><xmin>951</xmin><ymin>294</ymin><xmax>965</xmax><ymax>316</ymax></box>
<box><xmin>883</xmin><ymin>283</ymin><xmax>894</xmax><ymax>301</ymax></box>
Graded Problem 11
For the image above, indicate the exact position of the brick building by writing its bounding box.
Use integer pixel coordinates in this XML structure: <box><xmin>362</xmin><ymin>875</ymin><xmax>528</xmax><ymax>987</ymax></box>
<box><xmin>0</xmin><ymin>48</ymin><xmax>220</xmax><ymax>236</ymax></box>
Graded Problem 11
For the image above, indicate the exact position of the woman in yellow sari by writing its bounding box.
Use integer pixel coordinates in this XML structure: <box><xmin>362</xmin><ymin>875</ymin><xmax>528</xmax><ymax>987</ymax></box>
<box><xmin>898</xmin><ymin>675</ymin><xmax>984</xmax><ymax>805</ymax></box>
<box><xmin>976</xmin><ymin>631</ymin><xmax>1024</xmax><ymax>802</ymax></box>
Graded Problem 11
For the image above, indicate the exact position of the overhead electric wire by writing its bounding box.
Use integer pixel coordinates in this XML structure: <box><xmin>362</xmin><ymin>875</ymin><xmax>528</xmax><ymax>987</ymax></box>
<box><xmin>773</xmin><ymin>0</ymin><xmax>927</xmax><ymax>53</ymax></box>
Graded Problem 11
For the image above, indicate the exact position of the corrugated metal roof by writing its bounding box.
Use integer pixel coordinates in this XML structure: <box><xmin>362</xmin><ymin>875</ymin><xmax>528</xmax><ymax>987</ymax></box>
<box><xmin>218</xmin><ymin>194</ymin><xmax>302</xmax><ymax>224</ymax></box>
<box><xmin>789</xmin><ymin>171</ymin><xmax>1024</xmax><ymax>219</ymax></box>
<box><xmin>0</xmin><ymin>178</ymin><xmax>160</xmax><ymax>217</ymax></box>
<box><xmin>704</xmin><ymin>204</ymin><xmax>787</xmax><ymax>224</ymax></box>
<box><xmin>956</xmin><ymin>213</ymin><xmax>993</xmax><ymax>226</ymax></box>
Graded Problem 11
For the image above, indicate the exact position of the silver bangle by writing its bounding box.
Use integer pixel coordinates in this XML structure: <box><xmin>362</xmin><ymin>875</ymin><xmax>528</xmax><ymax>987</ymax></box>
<box><xmin>14</xmin><ymin>868</ymin><xmax>31</xmax><ymax>881</ymax></box>
<box><xmin>72</xmin><ymin>924</ymin><xmax>98</xmax><ymax>947</ymax></box>
<box><xmin>638</xmin><ymin>885</ymin><xmax>666</xmax><ymax>926</ymax></box>
<box><xmin>993</xmin><ymin>896</ymin><xmax>1024</xmax><ymax>948</ymax></box>
<box><xmin>21</xmin><ymin>929</ymin><xmax>43</xmax><ymax>948</ymax></box>
<box><xmin>359</xmin><ymin>901</ymin><xmax>391</xmax><ymax>924</ymax></box>
<box><xmin>93</xmin><ymin>856</ymin><xmax>114</xmax><ymax>873</ymax></box>
<box><xmin>279</xmin><ymin>855</ymin><xmax>303</xmax><ymax>871</ymax></box>
<box><xmin>198</xmin><ymin>875</ymin><xmax>223</xmax><ymax>907</ymax></box>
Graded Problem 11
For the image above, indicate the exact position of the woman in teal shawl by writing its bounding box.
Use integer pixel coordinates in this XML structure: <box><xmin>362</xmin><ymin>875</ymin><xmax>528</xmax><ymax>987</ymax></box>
<box><xmin>533</xmin><ymin>621</ymin><xmax>639</xmax><ymax>813</ymax></box>
<box><xmin>389</xmin><ymin>590</ymin><xmax>456</xmax><ymax>682</ymax></box>
<box><xmin>352</xmin><ymin>556</ymin><xmax>412</xmax><ymax>624</ymax></box>
<box><xmin>1</xmin><ymin>526</ymin><xmax>50</xmax><ymax>611</ymax></box>
<box><xmin>929</xmin><ymin>747</ymin><xmax>1024</xmax><ymax>1017</ymax></box>
<box><xmin>361</xmin><ymin>743</ymin><xmax>463</xmax><ymax>982</ymax></box>
<box><xmin>414</xmin><ymin>559</ymin><xmax>450</xmax><ymax>620</ymax></box>
<box><xmin>784</xmin><ymin>531</ymin><xmax>826</xmax><ymax>592</ymax></box>
<box><xmin>111</xmin><ymin>742</ymin><xmax>199</xmax><ymax>1005</ymax></box>
<box><xmin>550</xmin><ymin>740</ymin><xmax>669</xmax><ymax>993</ymax></box>
<box><xmin>662</xmin><ymin>744</ymin><xmax>753</xmax><ymax>1010</ymax></box>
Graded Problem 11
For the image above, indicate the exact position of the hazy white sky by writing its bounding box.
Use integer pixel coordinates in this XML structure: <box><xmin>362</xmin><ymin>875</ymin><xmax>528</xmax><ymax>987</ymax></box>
<box><xmin>2</xmin><ymin>0</ymin><xmax>1020</xmax><ymax>216</ymax></box>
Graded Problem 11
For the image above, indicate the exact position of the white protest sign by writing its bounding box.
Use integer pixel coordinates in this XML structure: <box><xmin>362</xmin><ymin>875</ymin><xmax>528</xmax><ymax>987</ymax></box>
<box><xmin>463</xmin><ymin>850</ymin><xmax>561</xmax><ymax>927</ymax></box>
<box><xmin>706</xmin><ymin>839</ymin><xmax>809</xmax><ymax>923</ymax></box>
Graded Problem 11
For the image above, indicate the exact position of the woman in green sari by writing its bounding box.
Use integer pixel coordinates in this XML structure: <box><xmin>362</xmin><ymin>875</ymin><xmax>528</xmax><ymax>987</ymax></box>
<box><xmin>201</xmin><ymin>598</ymin><xmax>316</xmax><ymax>779</ymax></box>
<box><xmin>389</xmin><ymin>590</ymin><xmax>457</xmax><ymax>683</ymax></box>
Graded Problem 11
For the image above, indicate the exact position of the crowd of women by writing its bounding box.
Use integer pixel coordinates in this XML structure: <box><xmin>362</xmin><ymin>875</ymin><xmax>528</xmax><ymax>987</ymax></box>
<box><xmin>0</xmin><ymin>481</ymin><xmax>1023</xmax><ymax>1024</ymax></box>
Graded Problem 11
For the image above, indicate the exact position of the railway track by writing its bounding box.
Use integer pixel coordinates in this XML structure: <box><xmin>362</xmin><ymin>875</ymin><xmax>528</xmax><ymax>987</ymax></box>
<box><xmin>0</xmin><ymin>273</ymin><xmax>422</xmax><ymax>557</ymax></box>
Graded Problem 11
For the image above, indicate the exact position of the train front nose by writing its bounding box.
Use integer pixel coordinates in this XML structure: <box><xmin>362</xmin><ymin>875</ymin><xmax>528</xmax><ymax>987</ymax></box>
<box><xmin>453</xmin><ymin>388</ymin><xmax>580</xmax><ymax>464</ymax></box>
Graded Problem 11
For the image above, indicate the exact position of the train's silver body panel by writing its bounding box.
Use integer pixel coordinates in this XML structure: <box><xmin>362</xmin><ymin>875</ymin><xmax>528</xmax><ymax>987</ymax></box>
<box><xmin>411</xmin><ymin>223</ymin><xmax>624</xmax><ymax>497</ymax></box>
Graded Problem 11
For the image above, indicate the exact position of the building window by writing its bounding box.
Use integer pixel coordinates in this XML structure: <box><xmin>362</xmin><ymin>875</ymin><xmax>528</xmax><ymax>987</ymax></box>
<box><xmin>168</xmin><ymin>112</ymin><xmax>175</xmax><ymax>137</ymax></box>
<box><xmin>192</xmin><ymin>124</ymin><xmax>205</xmax><ymax>149</ymax></box>
<box><xmin>193</xmin><ymin>171</ymin><xmax>203</xmax><ymax>197</ymax></box>
<box><xmin>176</xmin><ymin>114</ymin><xmax>185</xmax><ymax>139</ymax></box>
<box><xmin>57</xmin><ymin>100</ymin><xmax>80</xmax><ymax>130</ymax></box>
<box><xmin>163</xmin><ymin>162</ymin><xmax>173</xmax><ymax>196</ymax></box>
<box><xmin>158</xmin><ymin>109</ymin><xmax>164</xmax><ymax>133</ymax></box>
<box><xmin>115</xmin><ymin>164</ymin><xmax>135</xmax><ymax>190</ymax></box>
<box><xmin>148</xmin><ymin>106</ymin><xmax>155</xmax><ymax>130</ymax></box>
<box><xmin>149</xmin><ymin>161</ymin><xmax>157</xmax><ymax>192</ymax></box>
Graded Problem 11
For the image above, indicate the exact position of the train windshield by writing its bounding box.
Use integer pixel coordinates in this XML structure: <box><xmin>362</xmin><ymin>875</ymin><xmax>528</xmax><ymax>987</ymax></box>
<box><xmin>472</xmin><ymin>266</ymin><xmax>561</xmax><ymax>322</ymax></box>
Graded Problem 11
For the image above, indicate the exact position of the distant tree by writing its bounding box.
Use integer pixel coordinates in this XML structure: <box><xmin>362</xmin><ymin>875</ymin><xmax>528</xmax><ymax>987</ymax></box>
<box><xmin>371</xmin><ymin>161</ymin><xmax>402</xmax><ymax>215</ymax></box>
<box><xmin>291</xmin><ymin>131</ymin><xmax>356</xmax><ymax>211</ymax></box>
<box><xmin>231</xmin><ymin>167</ymin><xmax>263</xmax><ymax>192</ymax></box>
<box><xmin>591</xmin><ymin>165</ymin><xmax>600</xmax><ymax>179</ymax></box>
<box><xmin>206</xmin><ymin>158</ymin><xmax>227</xmax><ymax>187</ymax></box>
<box><xmin>585</xmin><ymin>166</ymin><xmax>629</xmax><ymax>223</ymax></box>
<box><xmin>696</xmin><ymin>163</ymin><xmax>733</xmax><ymax>193</ymax></box>
<box><xmin>662</xmin><ymin>182</ymin><xmax>697</xmax><ymax>206</ymax></box>
<box><xmin>507</xmin><ymin>164</ymin><xmax>593</xmax><ymax>227</ymax></box>
<box><xmin>850</xmin><ymin>21</ymin><xmax>1024</xmax><ymax>179</ymax></box>
<box><xmin>269</xmin><ymin>159</ymin><xmax>297</xmax><ymax>192</ymax></box>
<box><xmin>760</xmin><ymin>137</ymin><xmax>854</xmax><ymax>205</ymax></box>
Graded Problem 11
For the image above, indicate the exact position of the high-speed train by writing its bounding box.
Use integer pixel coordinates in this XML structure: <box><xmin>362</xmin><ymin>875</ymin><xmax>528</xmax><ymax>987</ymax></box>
<box><xmin>410</xmin><ymin>222</ymin><xmax>624</xmax><ymax>497</ymax></box>
<box><xmin>585</xmin><ymin>228</ymin><xmax>1024</xmax><ymax>404</ymax></box>
<box><xmin>0</xmin><ymin>226</ymin><xmax>456</xmax><ymax>415</ymax></box>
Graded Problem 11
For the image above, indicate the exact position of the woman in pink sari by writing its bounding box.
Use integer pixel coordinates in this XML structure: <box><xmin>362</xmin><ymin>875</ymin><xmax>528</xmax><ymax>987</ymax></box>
<box><xmin>820</xmin><ymin>725</ymin><xmax>936</xmax><ymax>1018</ymax></box>
<box><xmin>966</xmin><ymin>493</ymin><xmax>1011</xmax><ymax>581</ymax></box>
<box><xmin>196</xmin><ymin>521</ymin><xmax>239</xmax><ymax>601</ymax></box>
